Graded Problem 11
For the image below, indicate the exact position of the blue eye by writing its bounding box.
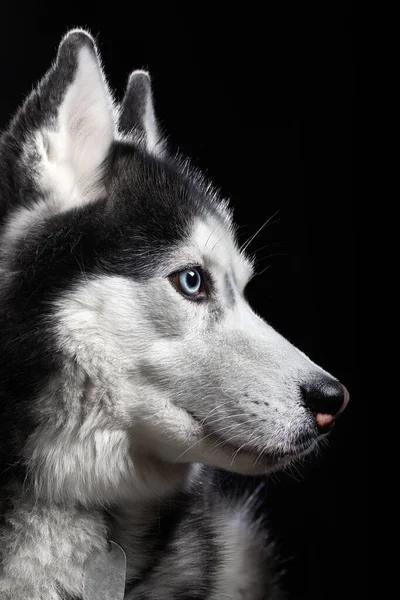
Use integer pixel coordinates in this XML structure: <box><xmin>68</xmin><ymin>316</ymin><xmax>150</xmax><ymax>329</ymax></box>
<box><xmin>169</xmin><ymin>266</ymin><xmax>209</xmax><ymax>300</ymax></box>
<box><xmin>178</xmin><ymin>268</ymin><xmax>202</xmax><ymax>296</ymax></box>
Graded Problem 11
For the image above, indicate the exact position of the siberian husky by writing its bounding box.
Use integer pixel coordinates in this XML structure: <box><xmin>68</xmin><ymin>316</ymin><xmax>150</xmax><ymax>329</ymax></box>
<box><xmin>0</xmin><ymin>30</ymin><xmax>349</xmax><ymax>599</ymax></box>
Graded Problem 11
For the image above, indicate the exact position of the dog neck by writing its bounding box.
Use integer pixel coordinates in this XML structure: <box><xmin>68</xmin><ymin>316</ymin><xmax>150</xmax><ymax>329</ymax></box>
<box><xmin>0</xmin><ymin>368</ymin><xmax>197</xmax><ymax>599</ymax></box>
<box><xmin>0</xmin><ymin>459</ymin><xmax>196</xmax><ymax>599</ymax></box>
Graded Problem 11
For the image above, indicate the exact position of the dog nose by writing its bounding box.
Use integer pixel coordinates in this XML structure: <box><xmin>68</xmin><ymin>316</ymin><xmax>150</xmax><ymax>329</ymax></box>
<box><xmin>301</xmin><ymin>379</ymin><xmax>349</xmax><ymax>431</ymax></box>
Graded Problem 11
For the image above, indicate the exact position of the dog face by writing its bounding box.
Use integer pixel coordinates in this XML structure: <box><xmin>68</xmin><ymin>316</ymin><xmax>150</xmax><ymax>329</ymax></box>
<box><xmin>0</xmin><ymin>31</ymin><xmax>348</xmax><ymax>502</ymax></box>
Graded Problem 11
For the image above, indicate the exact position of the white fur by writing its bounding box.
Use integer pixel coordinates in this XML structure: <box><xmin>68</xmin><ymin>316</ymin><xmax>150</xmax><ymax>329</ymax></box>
<box><xmin>210</xmin><ymin>503</ymin><xmax>270</xmax><ymax>600</ymax></box>
<box><xmin>45</xmin><ymin>216</ymin><xmax>330</xmax><ymax>504</ymax></box>
<box><xmin>39</xmin><ymin>45</ymin><xmax>115</xmax><ymax>209</ymax></box>
<box><xmin>0</xmin><ymin>497</ymin><xmax>107</xmax><ymax>600</ymax></box>
<box><xmin>134</xmin><ymin>70</ymin><xmax>161</xmax><ymax>154</ymax></box>
<box><xmin>1</xmin><ymin>45</ymin><xmax>116</xmax><ymax>260</ymax></box>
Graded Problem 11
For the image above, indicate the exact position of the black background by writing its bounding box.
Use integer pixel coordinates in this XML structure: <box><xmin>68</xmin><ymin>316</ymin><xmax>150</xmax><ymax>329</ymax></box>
<box><xmin>0</xmin><ymin>4</ymin><xmax>360</xmax><ymax>599</ymax></box>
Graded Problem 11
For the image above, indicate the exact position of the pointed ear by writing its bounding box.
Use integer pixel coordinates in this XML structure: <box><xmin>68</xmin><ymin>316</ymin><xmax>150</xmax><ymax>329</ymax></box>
<box><xmin>12</xmin><ymin>29</ymin><xmax>116</xmax><ymax>210</ymax></box>
<box><xmin>119</xmin><ymin>70</ymin><xmax>165</xmax><ymax>156</ymax></box>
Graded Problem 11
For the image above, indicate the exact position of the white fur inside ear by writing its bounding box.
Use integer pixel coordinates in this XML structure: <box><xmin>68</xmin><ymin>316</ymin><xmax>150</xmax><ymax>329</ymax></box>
<box><xmin>140</xmin><ymin>73</ymin><xmax>159</xmax><ymax>155</ymax></box>
<box><xmin>40</xmin><ymin>46</ymin><xmax>115</xmax><ymax>210</ymax></box>
<box><xmin>119</xmin><ymin>70</ymin><xmax>164</xmax><ymax>156</ymax></box>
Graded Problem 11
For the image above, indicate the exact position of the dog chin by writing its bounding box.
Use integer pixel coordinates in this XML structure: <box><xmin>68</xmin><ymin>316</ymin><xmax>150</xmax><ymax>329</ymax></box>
<box><xmin>219</xmin><ymin>439</ymin><xmax>321</xmax><ymax>476</ymax></box>
<box><xmin>167</xmin><ymin>409</ymin><xmax>322</xmax><ymax>475</ymax></box>
<box><xmin>174</xmin><ymin>433</ymin><xmax>322</xmax><ymax>477</ymax></box>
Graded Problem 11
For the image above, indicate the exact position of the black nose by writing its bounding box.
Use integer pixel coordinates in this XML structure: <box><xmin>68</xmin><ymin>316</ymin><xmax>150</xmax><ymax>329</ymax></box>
<box><xmin>301</xmin><ymin>378</ymin><xmax>346</xmax><ymax>417</ymax></box>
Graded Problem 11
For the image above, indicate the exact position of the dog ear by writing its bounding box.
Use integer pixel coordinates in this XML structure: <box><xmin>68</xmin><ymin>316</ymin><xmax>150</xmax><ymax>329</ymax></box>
<box><xmin>119</xmin><ymin>70</ymin><xmax>165</xmax><ymax>156</ymax></box>
<box><xmin>9</xmin><ymin>29</ymin><xmax>116</xmax><ymax>210</ymax></box>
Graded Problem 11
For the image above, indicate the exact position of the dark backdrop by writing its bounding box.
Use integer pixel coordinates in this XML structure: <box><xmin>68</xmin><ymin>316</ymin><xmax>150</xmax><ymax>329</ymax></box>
<box><xmin>0</xmin><ymin>5</ymin><xmax>360</xmax><ymax>600</ymax></box>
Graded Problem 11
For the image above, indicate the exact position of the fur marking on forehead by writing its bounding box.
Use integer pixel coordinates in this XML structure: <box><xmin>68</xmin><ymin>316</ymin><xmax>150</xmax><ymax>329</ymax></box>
<box><xmin>189</xmin><ymin>217</ymin><xmax>254</xmax><ymax>290</ymax></box>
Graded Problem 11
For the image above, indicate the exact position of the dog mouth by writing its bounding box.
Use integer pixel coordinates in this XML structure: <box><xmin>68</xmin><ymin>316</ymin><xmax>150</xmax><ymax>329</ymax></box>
<box><xmin>271</xmin><ymin>438</ymin><xmax>321</xmax><ymax>461</ymax></box>
<box><xmin>201</xmin><ymin>423</ymin><xmax>320</xmax><ymax>471</ymax></box>
<box><xmin>182</xmin><ymin>408</ymin><xmax>321</xmax><ymax>473</ymax></box>
<box><xmin>212</xmin><ymin>432</ymin><xmax>318</xmax><ymax>460</ymax></box>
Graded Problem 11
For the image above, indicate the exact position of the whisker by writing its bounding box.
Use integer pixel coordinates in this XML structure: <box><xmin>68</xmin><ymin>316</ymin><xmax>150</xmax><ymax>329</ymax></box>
<box><xmin>249</xmin><ymin>240</ymin><xmax>284</xmax><ymax>261</ymax></box>
<box><xmin>229</xmin><ymin>431</ymin><xmax>264</xmax><ymax>463</ymax></box>
<box><xmin>255</xmin><ymin>250</ymin><xmax>288</xmax><ymax>262</ymax></box>
<box><xmin>198</xmin><ymin>401</ymin><xmax>234</xmax><ymax>425</ymax></box>
<box><xmin>175</xmin><ymin>417</ymin><xmax>252</xmax><ymax>462</ymax></box>
<box><xmin>203</xmin><ymin>412</ymin><xmax>249</xmax><ymax>428</ymax></box>
<box><xmin>173</xmin><ymin>430</ymin><xmax>217</xmax><ymax>462</ymax></box>
<box><xmin>240</xmin><ymin>210</ymin><xmax>280</xmax><ymax>254</ymax></box>
<box><xmin>205</xmin><ymin>222</ymin><xmax>221</xmax><ymax>248</ymax></box>
<box><xmin>253</xmin><ymin>265</ymin><xmax>272</xmax><ymax>278</ymax></box>
<box><xmin>253</xmin><ymin>445</ymin><xmax>267</xmax><ymax>467</ymax></box>
<box><xmin>207</xmin><ymin>419</ymin><xmax>257</xmax><ymax>454</ymax></box>
<box><xmin>211</xmin><ymin>230</ymin><xmax>230</xmax><ymax>251</ymax></box>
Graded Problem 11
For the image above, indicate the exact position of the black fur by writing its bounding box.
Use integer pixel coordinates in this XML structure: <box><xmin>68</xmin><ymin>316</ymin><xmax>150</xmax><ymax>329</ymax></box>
<box><xmin>0</xmin><ymin>134</ymin><xmax>223</xmax><ymax>485</ymax></box>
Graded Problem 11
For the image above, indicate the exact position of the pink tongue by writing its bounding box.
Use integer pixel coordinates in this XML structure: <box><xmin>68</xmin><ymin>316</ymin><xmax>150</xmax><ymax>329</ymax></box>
<box><xmin>316</xmin><ymin>413</ymin><xmax>335</xmax><ymax>428</ymax></box>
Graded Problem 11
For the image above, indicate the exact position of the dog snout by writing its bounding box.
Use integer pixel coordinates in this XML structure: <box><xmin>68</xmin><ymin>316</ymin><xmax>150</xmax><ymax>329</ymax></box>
<box><xmin>301</xmin><ymin>378</ymin><xmax>350</xmax><ymax>431</ymax></box>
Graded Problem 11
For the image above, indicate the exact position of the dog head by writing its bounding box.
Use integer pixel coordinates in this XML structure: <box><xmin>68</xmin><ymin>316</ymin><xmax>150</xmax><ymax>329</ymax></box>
<box><xmin>0</xmin><ymin>31</ymin><xmax>349</xmax><ymax>503</ymax></box>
